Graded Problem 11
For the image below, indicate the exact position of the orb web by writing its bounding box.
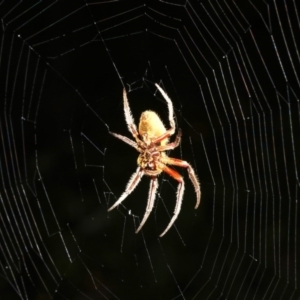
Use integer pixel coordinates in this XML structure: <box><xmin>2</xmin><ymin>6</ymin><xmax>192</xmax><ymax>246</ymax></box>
<box><xmin>0</xmin><ymin>1</ymin><xmax>299</xmax><ymax>299</ymax></box>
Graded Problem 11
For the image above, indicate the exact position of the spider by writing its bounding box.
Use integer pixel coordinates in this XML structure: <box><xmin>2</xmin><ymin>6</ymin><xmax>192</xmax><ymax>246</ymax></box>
<box><xmin>108</xmin><ymin>83</ymin><xmax>201</xmax><ymax>237</ymax></box>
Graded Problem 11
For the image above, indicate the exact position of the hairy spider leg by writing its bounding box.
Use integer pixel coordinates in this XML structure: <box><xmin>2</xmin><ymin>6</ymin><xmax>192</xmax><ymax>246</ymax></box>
<box><xmin>155</xmin><ymin>129</ymin><xmax>182</xmax><ymax>152</ymax></box>
<box><xmin>107</xmin><ymin>167</ymin><xmax>144</xmax><ymax>211</ymax></box>
<box><xmin>159</xmin><ymin>165</ymin><xmax>185</xmax><ymax>237</ymax></box>
<box><xmin>123</xmin><ymin>88</ymin><xmax>139</xmax><ymax>139</ymax></box>
<box><xmin>109</xmin><ymin>132</ymin><xmax>138</xmax><ymax>149</ymax></box>
<box><xmin>135</xmin><ymin>177</ymin><xmax>159</xmax><ymax>233</ymax></box>
<box><xmin>155</xmin><ymin>83</ymin><xmax>175</xmax><ymax>134</ymax></box>
<box><xmin>164</xmin><ymin>157</ymin><xmax>201</xmax><ymax>209</ymax></box>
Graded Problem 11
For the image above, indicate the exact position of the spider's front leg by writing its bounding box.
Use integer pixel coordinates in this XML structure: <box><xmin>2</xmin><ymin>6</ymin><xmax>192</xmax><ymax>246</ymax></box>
<box><xmin>108</xmin><ymin>167</ymin><xmax>144</xmax><ymax>211</ymax></box>
<box><xmin>135</xmin><ymin>177</ymin><xmax>159</xmax><ymax>233</ymax></box>
<box><xmin>164</xmin><ymin>157</ymin><xmax>201</xmax><ymax>209</ymax></box>
<box><xmin>159</xmin><ymin>165</ymin><xmax>185</xmax><ymax>237</ymax></box>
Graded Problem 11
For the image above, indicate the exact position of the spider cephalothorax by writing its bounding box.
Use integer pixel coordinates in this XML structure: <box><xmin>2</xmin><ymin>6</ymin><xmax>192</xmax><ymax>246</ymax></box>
<box><xmin>108</xmin><ymin>84</ymin><xmax>201</xmax><ymax>237</ymax></box>
<box><xmin>137</xmin><ymin>145</ymin><xmax>162</xmax><ymax>174</ymax></box>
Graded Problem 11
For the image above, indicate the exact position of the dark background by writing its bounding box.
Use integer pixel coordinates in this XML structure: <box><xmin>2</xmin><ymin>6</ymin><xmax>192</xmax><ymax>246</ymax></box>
<box><xmin>0</xmin><ymin>1</ymin><xmax>299</xmax><ymax>299</ymax></box>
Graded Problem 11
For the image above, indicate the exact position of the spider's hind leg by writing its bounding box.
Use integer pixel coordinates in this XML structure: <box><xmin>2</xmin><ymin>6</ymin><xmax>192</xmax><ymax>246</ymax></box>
<box><xmin>155</xmin><ymin>129</ymin><xmax>182</xmax><ymax>152</ymax></box>
<box><xmin>155</xmin><ymin>83</ymin><xmax>176</xmax><ymax>134</ymax></box>
<box><xmin>109</xmin><ymin>131</ymin><xmax>138</xmax><ymax>149</ymax></box>
<box><xmin>123</xmin><ymin>88</ymin><xmax>139</xmax><ymax>138</ymax></box>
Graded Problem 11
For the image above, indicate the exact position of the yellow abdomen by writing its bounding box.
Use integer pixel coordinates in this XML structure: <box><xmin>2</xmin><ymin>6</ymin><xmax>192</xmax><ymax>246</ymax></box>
<box><xmin>139</xmin><ymin>110</ymin><xmax>167</xmax><ymax>145</ymax></box>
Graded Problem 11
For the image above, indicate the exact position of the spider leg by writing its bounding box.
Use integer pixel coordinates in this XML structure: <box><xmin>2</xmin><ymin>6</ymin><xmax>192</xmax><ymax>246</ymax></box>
<box><xmin>110</xmin><ymin>131</ymin><xmax>138</xmax><ymax>150</ymax></box>
<box><xmin>159</xmin><ymin>165</ymin><xmax>185</xmax><ymax>237</ymax></box>
<box><xmin>155</xmin><ymin>83</ymin><xmax>175</xmax><ymax>135</ymax></box>
<box><xmin>155</xmin><ymin>129</ymin><xmax>182</xmax><ymax>152</ymax></box>
<box><xmin>163</xmin><ymin>157</ymin><xmax>201</xmax><ymax>209</ymax></box>
<box><xmin>151</xmin><ymin>129</ymin><xmax>174</xmax><ymax>144</ymax></box>
<box><xmin>108</xmin><ymin>167</ymin><xmax>144</xmax><ymax>211</ymax></box>
<box><xmin>123</xmin><ymin>88</ymin><xmax>139</xmax><ymax>139</ymax></box>
<box><xmin>135</xmin><ymin>177</ymin><xmax>159</xmax><ymax>234</ymax></box>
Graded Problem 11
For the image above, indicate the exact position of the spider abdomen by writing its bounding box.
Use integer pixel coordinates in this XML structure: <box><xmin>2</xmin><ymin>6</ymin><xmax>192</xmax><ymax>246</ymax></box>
<box><xmin>139</xmin><ymin>111</ymin><xmax>167</xmax><ymax>145</ymax></box>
